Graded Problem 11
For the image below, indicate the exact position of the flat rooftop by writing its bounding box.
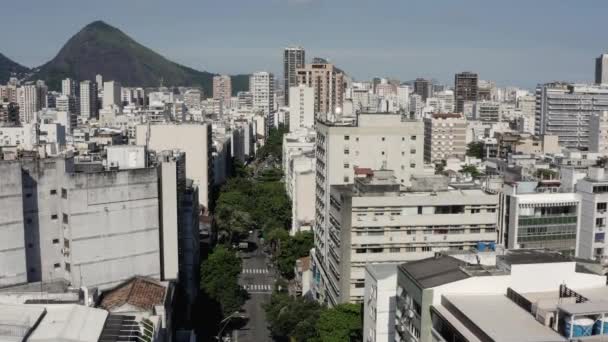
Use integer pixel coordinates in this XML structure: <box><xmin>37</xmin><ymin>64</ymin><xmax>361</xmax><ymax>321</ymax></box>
<box><xmin>28</xmin><ymin>304</ymin><xmax>108</xmax><ymax>342</ymax></box>
<box><xmin>400</xmin><ymin>255</ymin><xmax>470</xmax><ymax>289</ymax></box>
<box><xmin>0</xmin><ymin>304</ymin><xmax>45</xmax><ymax>342</ymax></box>
<box><xmin>444</xmin><ymin>295</ymin><xmax>567</xmax><ymax>342</ymax></box>
<box><xmin>498</xmin><ymin>249</ymin><xmax>571</xmax><ymax>266</ymax></box>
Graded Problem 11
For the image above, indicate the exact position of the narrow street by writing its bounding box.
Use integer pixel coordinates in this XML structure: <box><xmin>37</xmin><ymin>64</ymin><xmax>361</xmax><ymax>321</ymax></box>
<box><xmin>234</xmin><ymin>232</ymin><xmax>275</xmax><ymax>342</ymax></box>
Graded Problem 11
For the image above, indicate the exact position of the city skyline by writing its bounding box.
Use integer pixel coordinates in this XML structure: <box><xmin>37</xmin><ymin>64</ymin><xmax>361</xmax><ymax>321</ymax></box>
<box><xmin>1</xmin><ymin>0</ymin><xmax>607</xmax><ymax>89</ymax></box>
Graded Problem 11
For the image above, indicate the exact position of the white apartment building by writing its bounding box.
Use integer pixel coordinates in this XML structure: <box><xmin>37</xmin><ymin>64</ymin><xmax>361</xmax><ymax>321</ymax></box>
<box><xmin>589</xmin><ymin>111</ymin><xmax>608</xmax><ymax>154</ymax></box>
<box><xmin>395</xmin><ymin>251</ymin><xmax>606</xmax><ymax>342</ymax></box>
<box><xmin>319</xmin><ymin>171</ymin><xmax>498</xmax><ymax>305</ymax></box>
<box><xmin>409</xmin><ymin>94</ymin><xmax>424</xmax><ymax>119</ymax></box>
<box><xmin>500</xmin><ymin>182</ymin><xmax>580</xmax><ymax>256</ymax></box>
<box><xmin>289</xmin><ymin>84</ymin><xmax>314</xmax><ymax>132</ymax></box>
<box><xmin>250</xmin><ymin>71</ymin><xmax>275</xmax><ymax>115</ymax></box>
<box><xmin>397</xmin><ymin>85</ymin><xmax>410</xmax><ymax>111</ymax></box>
<box><xmin>136</xmin><ymin>123</ymin><xmax>212</xmax><ymax>209</ymax></box>
<box><xmin>577</xmin><ymin>167</ymin><xmax>608</xmax><ymax>264</ymax></box>
<box><xmin>363</xmin><ymin>264</ymin><xmax>398</xmax><ymax>342</ymax></box>
<box><xmin>61</xmin><ymin>78</ymin><xmax>77</xmax><ymax>96</ymax></box>
<box><xmin>183</xmin><ymin>89</ymin><xmax>202</xmax><ymax>111</ymax></box>
<box><xmin>79</xmin><ymin>80</ymin><xmax>98</xmax><ymax>120</ymax></box>
<box><xmin>17</xmin><ymin>84</ymin><xmax>39</xmax><ymax>124</ymax></box>
<box><xmin>536</xmin><ymin>83</ymin><xmax>608</xmax><ymax>149</ymax></box>
<box><xmin>423</xmin><ymin>113</ymin><xmax>467</xmax><ymax>163</ymax></box>
<box><xmin>0</xmin><ymin>123</ymin><xmax>38</xmax><ymax>150</ymax></box>
<box><xmin>435</xmin><ymin>90</ymin><xmax>455</xmax><ymax>113</ymax></box>
<box><xmin>102</xmin><ymin>80</ymin><xmax>122</xmax><ymax>110</ymax></box>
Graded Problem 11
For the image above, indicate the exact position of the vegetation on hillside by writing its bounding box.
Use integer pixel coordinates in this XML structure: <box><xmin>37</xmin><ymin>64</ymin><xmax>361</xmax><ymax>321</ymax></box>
<box><xmin>0</xmin><ymin>53</ymin><xmax>29</xmax><ymax>84</ymax></box>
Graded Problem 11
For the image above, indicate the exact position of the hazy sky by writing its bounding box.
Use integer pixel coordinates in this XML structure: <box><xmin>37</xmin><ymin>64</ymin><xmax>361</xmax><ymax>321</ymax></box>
<box><xmin>2</xmin><ymin>0</ymin><xmax>606</xmax><ymax>89</ymax></box>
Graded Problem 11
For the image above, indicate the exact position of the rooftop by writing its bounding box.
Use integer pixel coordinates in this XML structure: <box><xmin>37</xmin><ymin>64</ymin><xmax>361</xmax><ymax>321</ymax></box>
<box><xmin>498</xmin><ymin>249</ymin><xmax>571</xmax><ymax>266</ymax></box>
<box><xmin>443</xmin><ymin>295</ymin><xmax>566</xmax><ymax>342</ymax></box>
<box><xmin>99</xmin><ymin>277</ymin><xmax>166</xmax><ymax>312</ymax></box>
<box><xmin>399</xmin><ymin>255</ymin><xmax>470</xmax><ymax>289</ymax></box>
<box><xmin>28</xmin><ymin>304</ymin><xmax>108</xmax><ymax>342</ymax></box>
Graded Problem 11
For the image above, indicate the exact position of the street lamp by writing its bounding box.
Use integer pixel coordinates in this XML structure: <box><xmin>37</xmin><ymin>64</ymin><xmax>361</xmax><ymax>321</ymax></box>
<box><xmin>216</xmin><ymin>311</ymin><xmax>241</xmax><ymax>341</ymax></box>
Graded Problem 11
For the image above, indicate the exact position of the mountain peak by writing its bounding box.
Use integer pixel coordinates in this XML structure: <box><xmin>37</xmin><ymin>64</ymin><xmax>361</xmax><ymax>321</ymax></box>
<box><xmin>0</xmin><ymin>52</ymin><xmax>30</xmax><ymax>83</ymax></box>
<box><xmin>83</xmin><ymin>20</ymin><xmax>115</xmax><ymax>31</ymax></box>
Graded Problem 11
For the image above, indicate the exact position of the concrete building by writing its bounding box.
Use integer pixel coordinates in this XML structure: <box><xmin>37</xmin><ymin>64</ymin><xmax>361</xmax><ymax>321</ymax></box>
<box><xmin>55</xmin><ymin>94</ymin><xmax>79</xmax><ymax>115</ymax></box>
<box><xmin>296</xmin><ymin>60</ymin><xmax>345</xmax><ymax>117</ymax></box>
<box><xmin>102</xmin><ymin>81</ymin><xmax>121</xmax><ymax>110</ymax></box>
<box><xmin>363</xmin><ymin>263</ymin><xmax>398</xmax><ymax>342</ymax></box>
<box><xmin>136</xmin><ymin>123</ymin><xmax>212</xmax><ymax>209</ymax></box>
<box><xmin>500</xmin><ymin>181</ymin><xmax>580</xmax><ymax>255</ymax></box>
<box><xmin>473</xmin><ymin>101</ymin><xmax>500</xmax><ymax>122</ymax></box>
<box><xmin>79</xmin><ymin>80</ymin><xmax>98</xmax><ymax>120</ymax></box>
<box><xmin>317</xmin><ymin>172</ymin><xmax>498</xmax><ymax>305</ymax></box>
<box><xmin>413</xmin><ymin>78</ymin><xmax>433</xmax><ymax>101</ymax></box>
<box><xmin>183</xmin><ymin>89</ymin><xmax>203</xmax><ymax>112</ymax></box>
<box><xmin>454</xmin><ymin>72</ymin><xmax>478</xmax><ymax>114</ymax></box>
<box><xmin>250</xmin><ymin>71</ymin><xmax>275</xmax><ymax>115</ymax></box>
<box><xmin>0</xmin><ymin>162</ymin><xmax>27</xmax><ymax>287</ymax></box>
<box><xmin>0</xmin><ymin>123</ymin><xmax>38</xmax><ymax>150</ymax></box>
<box><xmin>536</xmin><ymin>83</ymin><xmax>608</xmax><ymax>149</ymax></box>
<box><xmin>289</xmin><ymin>84</ymin><xmax>314</xmax><ymax>132</ymax></box>
<box><xmin>596</xmin><ymin>53</ymin><xmax>608</xmax><ymax>85</ymax></box>
<box><xmin>213</xmin><ymin>75</ymin><xmax>232</xmax><ymax>108</ymax></box>
<box><xmin>395</xmin><ymin>251</ymin><xmax>606</xmax><ymax>342</ymax></box>
<box><xmin>106</xmin><ymin>145</ymin><xmax>147</xmax><ymax>170</ymax></box>
<box><xmin>0</xmin><ymin>101</ymin><xmax>19</xmax><ymax>126</ymax></box>
<box><xmin>284</xmin><ymin>129</ymin><xmax>316</xmax><ymax>235</ymax></box>
<box><xmin>576</xmin><ymin>167</ymin><xmax>608</xmax><ymax>264</ymax></box>
<box><xmin>284</xmin><ymin>47</ymin><xmax>305</xmax><ymax>106</ymax></box>
<box><xmin>17</xmin><ymin>84</ymin><xmax>39</xmax><ymax>124</ymax></box>
<box><xmin>589</xmin><ymin>111</ymin><xmax>608</xmax><ymax>154</ymax></box>
<box><xmin>423</xmin><ymin>113</ymin><xmax>467</xmax><ymax>163</ymax></box>
<box><xmin>61</xmin><ymin>78</ymin><xmax>78</xmax><ymax>97</ymax></box>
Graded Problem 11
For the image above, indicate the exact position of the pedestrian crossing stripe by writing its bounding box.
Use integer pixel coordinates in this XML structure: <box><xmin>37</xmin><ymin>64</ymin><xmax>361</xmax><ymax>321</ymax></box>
<box><xmin>242</xmin><ymin>268</ymin><xmax>269</xmax><ymax>274</ymax></box>
<box><xmin>243</xmin><ymin>284</ymin><xmax>272</xmax><ymax>291</ymax></box>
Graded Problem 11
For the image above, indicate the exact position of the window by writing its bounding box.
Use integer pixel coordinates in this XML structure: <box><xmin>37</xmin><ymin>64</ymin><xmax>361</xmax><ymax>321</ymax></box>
<box><xmin>62</xmin><ymin>214</ymin><xmax>69</xmax><ymax>224</ymax></box>
<box><xmin>411</xmin><ymin>136</ymin><xmax>417</xmax><ymax>141</ymax></box>
<box><xmin>50</xmin><ymin>189</ymin><xmax>57</xmax><ymax>195</ymax></box>
<box><xmin>410</xmin><ymin>163</ymin><xmax>416</xmax><ymax>168</ymax></box>
<box><xmin>405</xmin><ymin>247</ymin><xmax>416</xmax><ymax>252</ymax></box>
<box><xmin>369</xmin><ymin>248</ymin><xmax>383</xmax><ymax>253</ymax></box>
<box><xmin>26</xmin><ymin>218</ymin><xmax>32</xmax><ymax>224</ymax></box>
<box><xmin>418</xmin><ymin>206</ymin><xmax>423</xmax><ymax>215</ymax></box>
<box><xmin>344</xmin><ymin>135</ymin><xmax>350</xmax><ymax>141</ymax></box>
<box><xmin>356</xmin><ymin>249</ymin><xmax>366</xmax><ymax>254</ymax></box>
<box><xmin>355</xmin><ymin>283</ymin><xmax>365</xmax><ymax>288</ymax></box>
<box><xmin>344</xmin><ymin>148</ymin><xmax>350</xmax><ymax>155</ymax></box>
<box><xmin>52</xmin><ymin>239</ymin><xmax>59</xmax><ymax>244</ymax></box>
<box><xmin>61</xmin><ymin>188</ymin><xmax>67</xmax><ymax>199</ymax></box>
<box><xmin>26</xmin><ymin>193</ymin><xmax>32</xmax><ymax>198</ymax></box>
<box><xmin>471</xmin><ymin>209</ymin><xmax>481</xmax><ymax>214</ymax></box>
<box><xmin>598</xmin><ymin>203</ymin><xmax>607</xmax><ymax>211</ymax></box>
<box><xmin>390</xmin><ymin>248</ymin><xmax>400</xmax><ymax>253</ymax></box>
<box><xmin>65</xmin><ymin>263</ymin><xmax>71</xmax><ymax>272</ymax></box>
<box><xmin>51</xmin><ymin>214</ymin><xmax>58</xmax><ymax>220</ymax></box>
<box><xmin>597</xmin><ymin>218</ymin><xmax>606</xmax><ymax>228</ymax></box>
<box><xmin>356</xmin><ymin>137</ymin><xmax>359</xmax><ymax>142</ymax></box>
<box><xmin>421</xmin><ymin>246</ymin><xmax>431</xmax><ymax>252</ymax></box>
<box><xmin>595</xmin><ymin>232</ymin><xmax>605</xmax><ymax>243</ymax></box>
<box><xmin>487</xmin><ymin>208</ymin><xmax>496</xmax><ymax>213</ymax></box>
<box><xmin>470</xmin><ymin>228</ymin><xmax>481</xmax><ymax>233</ymax></box>
<box><xmin>53</xmin><ymin>263</ymin><xmax>61</xmax><ymax>269</ymax></box>
<box><xmin>381</xmin><ymin>137</ymin><xmax>385</xmax><ymax>141</ymax></box>
<box><xmin>381</xmin><ymin>151</ymin><xmax>385</xmax><ymax>155</ymax></box>
<box><xmin>343</xmin><ymin>176</ymin><xmax>350</xmax><ymax>182</ymax></box>
<box><xmin>29</xmin><ymin>268</ymin><xmax>36</xmax><ymax>273</ymax></box>
<box><xmin>402</xmin><ymin>137</ymin><xmax>405</xmax><ymax>141</ymax></box>
<box><xmin>410</xmin><ymin>149</ymin><xmax>416</xmax><ymax>154</ymax></box>
<box><xmin>27</xmin><ymin>243</ymin><xmax>33</xmax><ymax>248</ymax></box>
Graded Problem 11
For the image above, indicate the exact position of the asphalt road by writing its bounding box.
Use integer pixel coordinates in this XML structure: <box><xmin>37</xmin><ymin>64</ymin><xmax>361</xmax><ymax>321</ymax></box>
<box><xmin>234</xmin><ymin>233</ymin><xmax>274</xmax><ymax>342</ymax></box>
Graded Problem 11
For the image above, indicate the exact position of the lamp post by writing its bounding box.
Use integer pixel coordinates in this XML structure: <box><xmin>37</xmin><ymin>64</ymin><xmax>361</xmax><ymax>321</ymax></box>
<box><xmin>216</xmin><ymin>311</ymin><xmax>240</xmax><ymax>341</ymax></box>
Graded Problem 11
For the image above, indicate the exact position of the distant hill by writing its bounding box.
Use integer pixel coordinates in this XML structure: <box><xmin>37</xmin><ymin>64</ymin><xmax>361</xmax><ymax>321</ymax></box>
<box><xmin>30</xmin><ymin>21</ymin><xmax>248</xmax><ymax>95</ymax></box>
<box><xmin>0</xmin><ymin>53</ymin><xmax>30</xmax><ymax>83</ymax></box>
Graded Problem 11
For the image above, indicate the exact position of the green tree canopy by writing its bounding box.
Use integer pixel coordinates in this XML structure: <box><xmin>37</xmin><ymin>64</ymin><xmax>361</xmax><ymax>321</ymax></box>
<box><xmin>275</xmin><ymin>231</ymin><xmax>314</xmax><ymax>279</ymax></box>
<box><xmin>200</xmin><ymin>246</ymin><xmax>246</xmax><ymax>315</ymax></box>
<box><xmin>466</xmin><ymin>141</ymin><xmax>485</xmax><ymax>159</ymax></box>
<box><xmin>460</xmin><ymin>164</ymin><xmax>481</xmax><ymax>178</ymax></box>
<box><xmin>316</xmin><ymin>304</ymin><xmax>362</xmax><ymax>342</ymax></box>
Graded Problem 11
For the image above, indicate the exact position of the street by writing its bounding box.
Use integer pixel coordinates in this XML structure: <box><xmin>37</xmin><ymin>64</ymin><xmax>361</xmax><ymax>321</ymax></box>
<box><xmin>234</xmin><ymin>233</ymin><xmax>274</xmax><ymax>342</ymax></box>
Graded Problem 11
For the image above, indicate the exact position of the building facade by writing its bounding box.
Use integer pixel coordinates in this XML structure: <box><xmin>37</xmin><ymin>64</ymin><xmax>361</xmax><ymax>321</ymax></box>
<box><xmin>79</xmin><ymin>80</ymin><xmax>98</xmax><ymax>120</ymax></box>
<box><xmin>284</xmin><ymin>47</ymin><xmax>305</xmax><ymax>106</ymax></box>
<box><xmin>454</xmin><ymin>72</ymin><xmax>478</xmax><ymax>114</ymax></box>
<box><xmin>289</xmin><ymin>84</ymin><xmax>314</xmax><ymax>132</ymax></box>
<box><xmin>423</xmin><ymin>113</ymin><xmax>467</xmax><ymax>163</ymax></box>
<box><xmin>596</xmin><ymin>53</ymin><xmax>608</xmax><ymax>85</ymax></box>
<box><xmin>296</xmin><ymin>61</ymin><xmax>345</xmax><ymax>117</ymax></box>
<box><xmin>250</xmin><ymin>72</ymin><xmax>275</xmax><ymax>115</ymax></box>
<box><xmin>213</xmin><ymin>75</ymin><xmax>232</xmax><ymax>108</ymax></box>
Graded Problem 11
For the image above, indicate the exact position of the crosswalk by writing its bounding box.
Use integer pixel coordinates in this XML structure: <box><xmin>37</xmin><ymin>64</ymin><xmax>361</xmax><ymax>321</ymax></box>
<box><xmin>242</xmin><ymin>268</ymin><xmax>269</xmax><ymax>274</ymax></box>
<box><xmin>243</xmin><ymin>284</ymin><xmax>272</xmax><ymax>292</ymax></box>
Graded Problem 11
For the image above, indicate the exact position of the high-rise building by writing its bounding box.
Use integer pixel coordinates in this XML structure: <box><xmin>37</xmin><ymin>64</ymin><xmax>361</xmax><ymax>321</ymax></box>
<box><xmin>312</xmin><ymin>113</ymin><xmax>424</xmax><ymax>305</ymax></box>
<box><xmin>413</xmin><ymin>78</ymin><xmax>433</xmax><ymax>101</ymax></box>
<box><xmin>284</xmin><ymin>47</ymin><xmax>306</xmax><ymax>106</ymax></box>
<box><xmin>213</xmin><ymin>75</ymin><xmax>232</xmax><ymax>108</ymax></box>
<box><xmin>288</xmin><ymin>84</ymin><xmax>314</xmax><ymax>132</ymax></box>
<box><xmin>577</xmin><ymin>167</ymin><xmax>608</xmax><ymax>263</ymax></box>
<box><xmin>454</xmin><ymin>72</ymin><xmax>478</xmax><ymax>113</ymax></box>
<box><xmin>296</xmin><ymin>60</ymin><xmax>345</xmax><ymax>116</ymax></box>
<box><xmin>17</xmin><ymin>84</ymin><xmax>38</xmax><ymax>124</ymax></box>
<box><xmin>61</xmin><ymin>78</ymin><xmax>78</xmax><ymax>97</ymax></box>
<box><xmin>423</xmin><ymin>113</ymin><xmax>467</xmax><ymax>162</ymax></box>
<box><xmin>590</xmin><ymin>111</ymin><xmax>608</xmax><ymax>154</ymax></box>
<box><xmin>96</xmin><ymin>74</ymin><xmax>103</xmax><ymax>92</ymax></box>
<box><xmin>250</xmin><ymin>71</ymin><xmax>275</xmax><ymax>115</ymax></box>
<box><xmin>79</xmin><ymin>80</ymin><xmax>98</xmax><ymax>119</ymax></box>
<box><xmin>102</xmin><ymin>81</ymin><xmax>122</xmax><ymax>110</ymax></box>
<box><xmin>473</xmin><ymin>101</ymin><xmax>501</xmax><ymax>122</ymax></box>
<box><xmin>596</xmin><ymin>53</ymin><xmax>608</xmax><ymax>85</ymax></box>
<box><xmin>0</xmin><ymin>102</ymin><xmax>19</xmax><ymax>126</ymax></box>
<box><xmin>184</xmin><ymin>89</ymin><xmax>202</xmax><ymax>111</ymax></box>
<box><xmin>55</xmin><ymin>95</ymin><xmax>79</xmax><ymax>115</ymax></box>
<box><xmin>536</xmin><ymin>83</ymin><xmax>608</xmax><ymax>149</ymax></box>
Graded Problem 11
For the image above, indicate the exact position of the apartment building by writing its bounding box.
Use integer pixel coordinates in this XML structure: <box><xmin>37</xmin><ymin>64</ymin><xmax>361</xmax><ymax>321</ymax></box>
<box><xmin>454</xmin><ymin>72</ymin><xmax>478</xmax><ymax>113</ymax></box>
<box><xmin>296</xmin><ymin>60</ymin><xmax>345</xmax><ymax>116</ymax></box>
<box><xmin>423</xmin><ymin>113</ymin><xmax>467</xmax><ymax>163</ymax></box>
<box><xmin>289</xmin><ymin>84</ymin><xmax>314</xmax><ymax>132</ymax></box>
<box><xmin>535</xmin><ymin>83</ymin><xmax>608</xmax><ymax>149</ymax></box>
<box><xmin>395</xmin><ymin>251</ymin><xmax>606</xmax><ymax>342</ymax></box>
<box><xmin>363</xmin><ymin>263</ymin><xmax>398</xmax><ymax>342</ymax></box>
<box><xmin>79</xmin><ymin>80</ymin><xmax>98</xmax><ymax>120</ymax></box>
<box><xmin>284</xmin><ymin>47</ymin><xmax>305</xmax><ymax>106</ymax></box>
<box><xmin>597</xmin><ymin>53</ymin><xmax>608</xmax><ymax>85</ymax></box>
<box><xmin>102</xmin><ymin>80</ymin><xmax>121</xmax><ymax>110</ymax></box>
<box><xmin>577</xmin><ymin>167</ymin><xmax>608</xmax><ymax>264</ymax></box>
<box><xmin>589</xmin><ymin>111</ymin><xmax>608</xmax><ymax>154</ymax></box>
<box><xmin>473</xmin><ymin>101</ymin><xmax>500</xmax><ymax>122</ymax></box>
<box><xmin>316</xmin><ymin>171</ymin><xmax>498</xmax><ymax>305</ymax></box>
<box><xmin>136</xmin><ymin>123</ymin><xmax>213</xmax><ymax>209</ymax></box>
<box><xmin>250</xmin><ymin>71</ymin><xmax>275</xmax><ymax>115</ymax></box>
<box><xmin>17</xmin><ymin>84</ymin><xmax>39</xmax><ymax>124</ymax></box>
<box><xmin>213</xmin><ymin>75</ymin><xmax>232</xmax><ymax>108</ymax></box>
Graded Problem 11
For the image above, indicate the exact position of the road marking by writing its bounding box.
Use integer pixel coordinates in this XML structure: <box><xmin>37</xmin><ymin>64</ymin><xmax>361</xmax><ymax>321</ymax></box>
<box><xmin>242</xmin><ymin>268</ymin><xmax>269</xmax><ymax>274</ymax></box>
<box><xmin>243</xmin><ymin>284</ymin><xmax>272</xmax><ymax>292</ymax></box>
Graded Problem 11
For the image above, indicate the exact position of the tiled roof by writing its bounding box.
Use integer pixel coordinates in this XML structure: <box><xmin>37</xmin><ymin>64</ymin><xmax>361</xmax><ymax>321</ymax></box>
<box><xmin>100</xmin><ymin>277</ymin><xmax>166</xmax><ymax>312</ymax></box>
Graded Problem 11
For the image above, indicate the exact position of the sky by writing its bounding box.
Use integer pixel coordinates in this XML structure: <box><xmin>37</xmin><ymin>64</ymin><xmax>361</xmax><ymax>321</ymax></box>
<box><xmin>2</xmin><ymin>0</ymin><xmax>607</xmax><ymax>89</ymax></box>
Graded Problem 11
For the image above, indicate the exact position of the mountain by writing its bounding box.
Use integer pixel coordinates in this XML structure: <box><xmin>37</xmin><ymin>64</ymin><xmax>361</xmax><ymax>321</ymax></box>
<box><xmin>31</xmin><ymin>21</ymin><xmax>248</xmax><ymax>95</ymax></box>
<box><xmin>0</xmin><ymin>53</ymin><xmax>30</xmax><ymax>83</ymax></box>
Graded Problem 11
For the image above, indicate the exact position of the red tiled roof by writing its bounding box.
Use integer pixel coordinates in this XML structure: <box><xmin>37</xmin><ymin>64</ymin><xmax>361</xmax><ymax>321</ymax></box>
<box><xmin>354</xmin><ymin>167</ymin><xmax>373</xmax><ymax>175</ymax></box>
<box><xmin>100</xmin><ymin>277</ymin><xmax>166</xmax><ymax>312</ymax></box>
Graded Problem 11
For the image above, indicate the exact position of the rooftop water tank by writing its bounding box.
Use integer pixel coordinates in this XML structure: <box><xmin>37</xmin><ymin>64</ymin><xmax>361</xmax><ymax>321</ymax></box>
<box><xmin>593</xmin><ymin>317</ymin><xmax>608</xmax><ymax>335</ymax></box>
<box><xmin>564</xmin><ymin>317</ymin><xmax>594</xmax><ymax>337</ymax></box>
